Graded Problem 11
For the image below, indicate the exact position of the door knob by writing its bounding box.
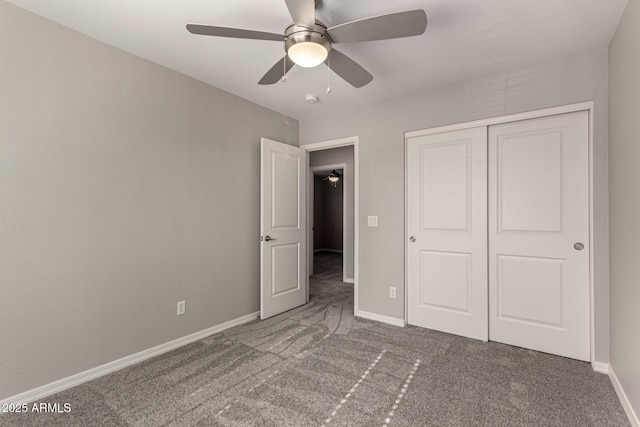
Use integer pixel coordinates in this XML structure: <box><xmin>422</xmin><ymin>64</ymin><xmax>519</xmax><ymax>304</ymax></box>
<box><xmin>410</xmin><ymin>236</ymin><xmax>416</xmax><ymax>243</ymax></box>
<box><xmin>574</xmin><ymin>242</ymin><xmax>584</xmax><ymax>251</ymax></box>
<box><xmin>263</xmin><ymin>235</ymin><xmax>274</xmax><ymax>242</ymax></box>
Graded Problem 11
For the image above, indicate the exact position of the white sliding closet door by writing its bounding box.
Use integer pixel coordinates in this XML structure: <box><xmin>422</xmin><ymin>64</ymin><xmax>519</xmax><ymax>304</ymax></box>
<box><xmin>407</xmin><ymin>127</ymin><xmax>488</xmax><ymax>341</ymax></box>
<box><xmin>488</xmin><ymin>111</ymin><xmax>590</xmax><ymax>361</ymax></box>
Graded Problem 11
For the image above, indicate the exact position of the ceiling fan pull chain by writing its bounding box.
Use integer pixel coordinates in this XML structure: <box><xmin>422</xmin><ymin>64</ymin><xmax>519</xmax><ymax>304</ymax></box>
<box><xmin>281</xmin><ymin>54</ymin><xmax>288</xmax><ymax>82</ymax></box>
<box><xmin>326</xmin><ymin>55</ymin><xmax>332</xmax><ymax>94</ymax></box>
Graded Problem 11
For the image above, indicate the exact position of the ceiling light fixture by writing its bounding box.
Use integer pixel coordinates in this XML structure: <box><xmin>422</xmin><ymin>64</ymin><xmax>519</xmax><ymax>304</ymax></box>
<box><xmin>327</xmin><ymin>170</ymin><xmax>341</xmax><ymax>187</ymax></box>
<box><xmin>285</xmin><ymin>24</ymin><xmax>332</xmax><ymax>68</ymax></box>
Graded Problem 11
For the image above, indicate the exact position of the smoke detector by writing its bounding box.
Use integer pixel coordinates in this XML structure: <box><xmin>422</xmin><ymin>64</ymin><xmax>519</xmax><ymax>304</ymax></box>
<box><xmin>305</xmin><ymin>94</ymin><xmax>319</xmax><ymax>104</ymax></box>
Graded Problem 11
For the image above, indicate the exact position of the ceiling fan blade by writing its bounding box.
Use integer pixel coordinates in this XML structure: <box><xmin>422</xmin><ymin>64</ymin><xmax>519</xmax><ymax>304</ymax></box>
<box><xmin>258</xmin><ymin>56</ymin><xmax>296</xmax><ymax>85</ymax></box>
<box><xmin>325</xmin><ymin>49</ymin><xmax>373</xmax><ymax>88</ymax></box>
<box><xmin>328</xmin><ymin>10</ymin><xmax>427</xmax><ymax>44</ymax></box>
<box><xmin>284</xmin><ymin>0</ymin><xmax>316</xmax><ymax>28</ymax></box>
<box><xmin>186</xmin><ymin>24</ymin><xmax>283</xmax><ymax>41</ymax></box>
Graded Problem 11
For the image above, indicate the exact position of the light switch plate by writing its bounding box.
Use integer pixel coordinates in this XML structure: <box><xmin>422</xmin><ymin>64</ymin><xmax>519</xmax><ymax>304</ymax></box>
<box><xmin>368</xmin><ymin>216</ymin><xmax>379</xmax><ymax>227</ymax></box>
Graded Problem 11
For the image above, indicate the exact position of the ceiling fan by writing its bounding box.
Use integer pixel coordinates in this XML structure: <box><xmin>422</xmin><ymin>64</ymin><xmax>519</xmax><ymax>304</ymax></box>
<box><xmin>322</xmin><ymin>169</ymin><xmax>341</xmax><ymax>187</ymax></box>
<box><xmin>186</xmin><ymin>0</ymin><xmax>427</xmax><ymax>88</ymax></box>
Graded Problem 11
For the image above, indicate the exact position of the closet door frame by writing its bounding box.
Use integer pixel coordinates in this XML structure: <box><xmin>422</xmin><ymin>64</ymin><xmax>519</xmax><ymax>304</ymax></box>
<box><xmin>404</xmin><ymin>101</ymin><xmax>595</xmax><ymax>364</ymax></box>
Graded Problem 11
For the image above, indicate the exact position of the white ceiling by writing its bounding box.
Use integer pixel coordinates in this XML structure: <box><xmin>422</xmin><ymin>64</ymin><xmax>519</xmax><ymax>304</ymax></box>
<box><xmin>7</xmin><ymin>0</ymin><xmax>627</xmax><ymax>122</ymax></box>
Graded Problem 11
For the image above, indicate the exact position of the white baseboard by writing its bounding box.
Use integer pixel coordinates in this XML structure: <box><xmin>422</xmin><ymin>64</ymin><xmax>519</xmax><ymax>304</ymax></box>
<box><xmin>609</xmin><ymin>365</ymin><xmax>640</xmax><ymax>427</ymax></box>
<box><xmin>0</xmin><ymin>311</ymin><xmax>259</xmax><ymax>406</ymax></box>
<box><xmin>592</xmin><ymin>361</ymin><xmax>609</xmax><ymax>374</ymax></box>
<box><xmin>356</xmin><ymin>310</ymin><xmax>406</xmax><ymax>327</ymax></box>
<box><xmin>343</xmin><ymin>277</ymin><xmax>355</xmax><ymax>284</ymax></box>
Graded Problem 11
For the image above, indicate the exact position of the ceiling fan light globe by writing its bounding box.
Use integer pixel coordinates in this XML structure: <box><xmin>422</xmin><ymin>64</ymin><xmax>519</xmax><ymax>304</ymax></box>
<box><xmin>288</xmin><ymin>42</ymin><xmax>328</xmax><ymax>68</ymax></box>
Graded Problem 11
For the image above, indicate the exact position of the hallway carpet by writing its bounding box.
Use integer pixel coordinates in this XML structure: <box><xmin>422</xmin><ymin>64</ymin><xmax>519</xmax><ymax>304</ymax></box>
<box><xmin>2</xmin><ymin>253</ymin><xmax>629</xmax><ymax>426</ymax></box>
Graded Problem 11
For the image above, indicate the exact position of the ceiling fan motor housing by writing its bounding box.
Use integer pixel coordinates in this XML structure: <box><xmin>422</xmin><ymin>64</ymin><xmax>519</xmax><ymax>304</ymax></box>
<box><xmin>284</xmin><ymin>23</ymin><xmax>332</xmax><ymax>66</ymax></box>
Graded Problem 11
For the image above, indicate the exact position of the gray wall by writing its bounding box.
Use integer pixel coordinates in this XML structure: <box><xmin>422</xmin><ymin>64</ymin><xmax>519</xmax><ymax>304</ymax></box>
<box><xmin>313</xmin><ymin>173</ymin><xmax>343</xmax><ymax>252</ymax></box>
<box><xmin>301</xmin><ymin>50</ymin><xmax>610</xmax><ymax>362</ymax></box>
<box><xmin>609</xmin><ymin>0</ymin><xmax>640</xmax><ymax>418</ymax></box>
<box><xmin>310</xmin><ymin>146</ymin><xmax>355</xmax><ymax>280</ymax></box>
<box><xmin>0</xmin><ymin>2</ymin><xmax>298</xmax><ymax>400</ymax></box>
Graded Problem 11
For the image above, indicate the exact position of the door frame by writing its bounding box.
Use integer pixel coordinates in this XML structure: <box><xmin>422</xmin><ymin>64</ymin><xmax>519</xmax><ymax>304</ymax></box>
<box><xmin>404</xmin><ymin>101</ymin><xmax>596</xmax><ymax>365</ymax></box>
<box><xmin>301</xmin><ymin>137</ymin><xmax>360</xmax><ymax>313</ymax></box>
<box><xmin>310</xmin><ymin>163</ymin><xmax>350</xmax><ymax>283</ymax></box>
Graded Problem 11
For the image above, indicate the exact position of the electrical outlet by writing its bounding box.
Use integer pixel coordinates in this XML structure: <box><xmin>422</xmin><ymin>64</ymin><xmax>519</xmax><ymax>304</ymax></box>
<box><xmin>177</xmin><ymin>300</ymin><xmax>186</xmax><ymax>316</ymax></box>
<box><xmin>389</xmin><ymin>287</ymin><xmax>396</xmax><ymax>298</ymax></box>
<box><xmin>368</xmin><ymin>216</ymin><xmax>379</xmax><ymax>227</ymax></box>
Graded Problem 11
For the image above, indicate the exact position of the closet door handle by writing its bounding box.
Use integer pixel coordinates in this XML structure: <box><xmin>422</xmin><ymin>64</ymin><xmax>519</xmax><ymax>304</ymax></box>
<box><xmin>410</xmin><ymin>236</ymin><xmax>416</xmax><ymax>243</ymax></box>
<box><xmin>574</xmin><ymin>242</ymin><xmax>584</xmax><ymax>250</ymax></box>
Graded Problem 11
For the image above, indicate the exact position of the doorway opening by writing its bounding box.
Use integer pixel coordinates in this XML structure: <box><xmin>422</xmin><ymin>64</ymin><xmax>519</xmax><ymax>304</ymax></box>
<box><xmin>310</xmin><ymin>165</ymin><xmax>346</xmax><ymax>278</ymax></box>
<box><xmin>309</xmin><ymin>165</ymin><xmax>349</xmax><ymax>307</ymax></box>
<box><xmin>302</xmin><ymin>137</ymin><xmax>359</xmax><ymax>314</ymax></box>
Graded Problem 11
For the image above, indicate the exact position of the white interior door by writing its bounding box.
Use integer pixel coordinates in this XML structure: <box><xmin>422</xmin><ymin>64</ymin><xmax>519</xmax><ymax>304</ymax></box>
<box><xmin>260</xmin><ymin>138</ymin><xmax>306</xmax><ymax>319</ymax></box>
<box><xmin>407</xmin><ymin>127</ymin><xmax>488</xmax><ymax>341</ymax></box>
<box><xmin>488</xmin><ymin>111</ymin><xmax>590</xmax><ymax>361</ymax></box>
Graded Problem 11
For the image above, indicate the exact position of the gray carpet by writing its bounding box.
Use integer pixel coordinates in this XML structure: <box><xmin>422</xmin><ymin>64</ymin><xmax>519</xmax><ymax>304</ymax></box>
<box><xmin>2</xmin><ymin>252</ymin><xmax>629</xmax><ymax>426</ymax></box>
